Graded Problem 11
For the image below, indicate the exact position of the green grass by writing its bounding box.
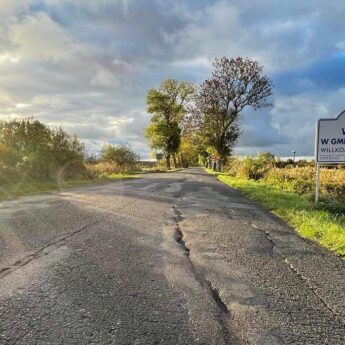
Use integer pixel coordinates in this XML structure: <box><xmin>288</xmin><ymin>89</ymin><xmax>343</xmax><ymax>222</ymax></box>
<box><xmin>205</xmin><ymin>168</ymin><xmax>226</xmax><ymax>176</ymax></box>
<box><xmin>0</xmin><ymin>173</ymin><xmax>138</xmax><ymax>202</ymax></box>
<box><xmin>208</xmin><ymin>170</ymin><xmax>345</xmax><ymax>256</ymax></box>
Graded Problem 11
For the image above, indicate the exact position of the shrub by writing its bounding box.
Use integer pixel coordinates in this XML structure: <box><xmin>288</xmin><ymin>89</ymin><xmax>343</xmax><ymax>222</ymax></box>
<box><xmin>0</xmin><ymin>165</ymin><xmax>21</xmax><ymax>184</ymax></box>
<box><xmin>224</xmin><ymin>154</ymin><xmax>345</xmax><ymax>202</ymax></box>
<box><xmin>0</xmin><ymin>118</ymin><xmax>87</xmax><ymax>180</ymax></box>
<box><xmin>265</xmin><ymin>167</ymin><xmax>315</xmax><ymax>194</ymax></box>
<box><xmin>239</xmin><ymin>157</ymin><xmax>262</xmax><ymax>179</ymax></box>
<box><xmin>48</xmin><ymin>128</ymin><xmax>88</xmax><ymax>179</ymax></box>
<box><xmin>225</xmin><ymin>152</ymin><xmax>275</xmax><ymax>180</ymax></box>
<box><xmin>224</xmin><ymin>156</ymin><xmax>241</xmax><ymax>176</ymax></box>
<box><xmin>320</xmin><ymin>168</ymin><xmax>345</xmax><ymax>200</ymax></box>
<box><xmin>100</xmin><ymin>145</ymin><xmax>139</xmax><ymax>172</ymax></box>
<box><xmin>264</xmin><ymin>166</ymin><xmax>345</xmax><ymax>201</ymax></box>
<box><xmin>0</xmin><ymin>143</ymin><xmax>21</xmax><ymax>168</ymax></box>
<box><xmin>86</xmin><ymin>162</ymin><xmax>123</xmax><ymax>177</ymax></box>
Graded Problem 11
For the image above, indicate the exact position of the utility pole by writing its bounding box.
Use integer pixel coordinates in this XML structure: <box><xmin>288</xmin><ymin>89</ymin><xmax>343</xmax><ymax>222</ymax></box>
<box><xmin>292</xmin><ymin>150</ymin><xmax>296</xmax><ymax>162</ymax></box>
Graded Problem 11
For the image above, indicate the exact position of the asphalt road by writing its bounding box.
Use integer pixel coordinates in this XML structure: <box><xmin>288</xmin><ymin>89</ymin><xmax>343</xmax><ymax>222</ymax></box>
<box><xmin>1</xmin><ymin>168</ymin><xmax>345</xmax><ymax>344</ymax></box>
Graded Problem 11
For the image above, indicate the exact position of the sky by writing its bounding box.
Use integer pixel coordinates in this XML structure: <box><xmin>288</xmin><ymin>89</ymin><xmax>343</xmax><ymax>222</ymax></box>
<box><xmin>1</xmin><ymin>0</ymin><xmax>345</xmax><ymax>158</ymax></box>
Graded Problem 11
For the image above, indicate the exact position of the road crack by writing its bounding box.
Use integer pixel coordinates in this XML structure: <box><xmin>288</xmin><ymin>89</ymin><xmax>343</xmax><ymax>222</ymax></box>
<box><xmin>284</xmin><ymin>257</ymin><xmax>345</xmax><ymax>324</ymax></box>
<box><xmin>0</xmin><ymin>219</ymin><xmax>101</xmax><ymax>279</ymax></box>
<box><xmin>250</xmin><ymin>222</ymin><xmax>275</xmax><ymax>254</ymax></box>
<box><xmin>251</xmin><ymin>222</ymin><xmax>345</xmax><ymax>324</ymax></box>
<box><xmin>172</xmin><ymin>205</ymin><xmax>232</xmax><ymax>343</ymax></box>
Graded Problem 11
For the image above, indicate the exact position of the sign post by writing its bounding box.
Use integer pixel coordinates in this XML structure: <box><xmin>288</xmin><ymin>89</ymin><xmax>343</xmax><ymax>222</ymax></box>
<box><xmin>315</xmin><ymin>163</ymin><xmax>320</xmax><ymax>203</ymax></box>
<box><xmin>315</xmin><ymin>109</ymin><xmax>345</xmax><ymax>203</ymax></box>
<box><xmin>155</xmin><ymin>152</ymin><xmax>163</xmax><ymax>168</ymax></box>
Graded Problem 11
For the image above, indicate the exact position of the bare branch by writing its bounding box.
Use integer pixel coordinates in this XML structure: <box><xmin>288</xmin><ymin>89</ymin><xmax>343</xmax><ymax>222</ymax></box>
<box><xmin>189</xmin><ymin>57</ymin><xmax>273</xmax><ymax>160</ymax></box>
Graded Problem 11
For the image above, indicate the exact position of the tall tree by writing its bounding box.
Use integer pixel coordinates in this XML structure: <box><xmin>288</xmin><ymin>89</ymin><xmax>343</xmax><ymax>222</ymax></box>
<box><xmin>145</xmin><ymin>79</ymin><xmax>195</xmax><ymax>169</ymax></box>
<box><xmin>178</xmin><ymin>134</ymin><xmax>198</xmax><ymax>168</ymax></box>
<box><xmin>191</xmin><ymin>57</ymin><xmax>273</xmax><ymax>171</ymax></box>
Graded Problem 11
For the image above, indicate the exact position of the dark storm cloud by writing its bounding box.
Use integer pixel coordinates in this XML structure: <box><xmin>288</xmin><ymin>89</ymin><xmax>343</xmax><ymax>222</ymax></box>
<box><xmin>238</xmin><ymin>115</ymin><xmax>289</xmax><ymax>148</ymax></box>
<box><xmin>274</xmin><ymin>54</ymin><xmax>345</xmax><ymax>95</ymax></box>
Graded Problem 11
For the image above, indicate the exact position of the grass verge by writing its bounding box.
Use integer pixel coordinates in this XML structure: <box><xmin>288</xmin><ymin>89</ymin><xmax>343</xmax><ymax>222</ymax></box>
<box><xmin>206</xmin><ymin>169</ymin><xmax>345</xmax><ymax>256</ymax></box>
<box><xmin>0</xmin><ymin>173</ymin><xmax>138</xmax><ymax>202</ymax></box>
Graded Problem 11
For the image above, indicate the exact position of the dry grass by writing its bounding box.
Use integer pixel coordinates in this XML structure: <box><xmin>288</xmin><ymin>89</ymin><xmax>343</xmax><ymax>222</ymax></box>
<box><xmin>265</xmin><ymin>167</ymin><xmax>345</xmax><ymax>200</ymax></box>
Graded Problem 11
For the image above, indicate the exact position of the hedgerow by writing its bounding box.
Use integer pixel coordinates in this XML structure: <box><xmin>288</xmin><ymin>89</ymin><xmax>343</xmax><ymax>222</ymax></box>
<box><xmin>224</xmin><ymin>154</ymin><xmax>345</xmax><ymax>201</ymax></box>
<box><xmin>0</xmin><ymin>118</ymin><xmax>88</xmax><ymax>181</ymax></box>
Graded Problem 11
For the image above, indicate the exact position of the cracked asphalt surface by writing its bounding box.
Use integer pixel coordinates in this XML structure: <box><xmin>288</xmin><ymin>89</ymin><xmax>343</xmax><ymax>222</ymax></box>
<box><xmin>1</xmin><ymin>168</ymin><xmax>345</xmax><ymax>344</ymax></box>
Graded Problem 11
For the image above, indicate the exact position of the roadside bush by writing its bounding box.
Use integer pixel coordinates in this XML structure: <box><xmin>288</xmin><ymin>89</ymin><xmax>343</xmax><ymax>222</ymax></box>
<box><xmin>225</xmin><ymin>152</ymin><xmax>275</xmax><ymax>180</ymax></box>
<box><xmin>238</xmin><ymin>157</ymin><xmax>262</xmax><ymax>179</ymax></box>
<box><xmin>275</xmin><ymin>158</ymin><xmax>315</xmax><ymax>168</ymax></box>
<box><xmin>86</xmin><ymin>162</ymin><xmax>123</xmax><ymax>177</ymax></box>
<box><xmin>316</xmin><ymin>198</ymin><xmax>345</xmax><ymax>215</ymax></box>
<box><xmin>223</xmin><ymin>153</ymin><xmax>345</xmax><ymax>202</ymax></box>
<box><xmin>0</xmin><ymin>118</ymin><xmax>87</xmax><ymax>180</ymax></box>
<box><xmin>100</xmin><ymin>144</ymin><xmax>139</xmax><ymax>173</ymax></box>
<box><xmin>224</xmin><ymin>156</ymin><xmax>241</xmax><ymax>176</ymax></box>
<box><xmin>265</xmin><ymin>167</ymin><xmax>315</xmax><ymax>194</ymax></box>
<box><xmin>0</xmin><ymin>143</ymin><xmax>21</xmax><ymax>167</ymax></box>
<box><xmin>0</xmin><ymin>165</ymin><xmax>21</xmax><ymax>184</ymax></box>
<box><xmin>48</xmin><ymin>128</ymin><xmax>88</xmax><ymax>179</ymax></box>
<box><xmin>320</xmin><ymin>168</ymin><xmax>345</xmax><ymax>200</ymax></box>
<box><xmin>264</xmin><ymin>166</ymin><xmax>345</xmax><ymax>201</ymax></box>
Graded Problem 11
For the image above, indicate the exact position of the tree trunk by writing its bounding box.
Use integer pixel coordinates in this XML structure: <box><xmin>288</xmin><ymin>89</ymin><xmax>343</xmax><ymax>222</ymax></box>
<box><xmin>216</xmin><ymin>160</ymin><xmax>221</xmax><ymax>172</ymax></box>
<box><xmin>166</xmin><ymin>153</ymin><xmax>171</xmax><ymax>170</ymax></box>
<box><xmin>173</xmin><ymin>154</ymin><xmax>177</xmax><ymax>169</ymax></box>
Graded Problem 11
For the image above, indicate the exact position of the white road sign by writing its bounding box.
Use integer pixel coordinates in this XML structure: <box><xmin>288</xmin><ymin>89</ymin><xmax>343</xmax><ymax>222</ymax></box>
<box><xmin>316</xmin><ymin>110</ymin><xmax>345</xmax><ymax>163</ymax></box>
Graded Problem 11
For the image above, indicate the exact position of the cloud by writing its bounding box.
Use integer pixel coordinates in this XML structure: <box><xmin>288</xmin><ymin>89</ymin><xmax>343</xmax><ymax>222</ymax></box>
<box><xmin>0</xmin><ymin>0</ymin><xmax>31</xmax><ymax>20</ymax></box>
<box><xmin>171</xmin><ymin>1</ymin><xmax>315</xmax><ymax>72</ymax></box>
<box><xmin>266</xmin><ymin>89</ymin><xmax>345</xmax><ymax>156</ymax></box>
<box><xmin>0</xmin><ymin>0</ymin><xmax>345</xmax><ymax>158</ymax></box>
<box><xmin>9</xmin><ymin>12</ymin><xmax>74</xmax><ymax>61</ymax></box>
